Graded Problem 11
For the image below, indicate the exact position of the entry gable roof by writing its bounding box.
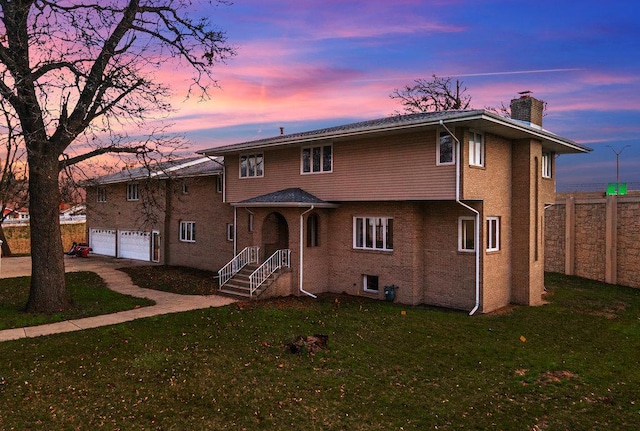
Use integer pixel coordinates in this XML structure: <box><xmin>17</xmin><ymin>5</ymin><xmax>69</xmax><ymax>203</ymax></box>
<box><xmin>233</xmin><ymin>188</ymin><xmax>339</xmax><ymax>208</ymax></box>
<box><xmin>199</xmin><ymin>110</ymin><xmax>591</xmax><ymax>156</ymax></box>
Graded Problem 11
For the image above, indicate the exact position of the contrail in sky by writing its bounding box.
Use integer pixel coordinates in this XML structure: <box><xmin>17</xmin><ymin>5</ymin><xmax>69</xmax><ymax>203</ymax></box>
<box><xmin>360</xmin><ymin>68</ymin><xmax>583</xmax><ymax>82</ymax></box>
<box><xmin>452</xmin><ymin>68</ymin><xmax>583</xmax><ymax>77</ymax></box>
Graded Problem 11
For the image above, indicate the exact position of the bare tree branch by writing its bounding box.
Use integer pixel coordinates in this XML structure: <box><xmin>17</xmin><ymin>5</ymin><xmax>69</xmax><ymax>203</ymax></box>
<box><xmin>390</xmin><ymin>75</ymin><xmax>472</xmax><ymax>114</ymax></box>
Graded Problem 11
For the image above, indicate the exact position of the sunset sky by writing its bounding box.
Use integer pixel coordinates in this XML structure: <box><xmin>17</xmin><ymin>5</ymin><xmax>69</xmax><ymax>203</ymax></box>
<box><xmin>163</xmin><ymin>0</ymin><xmax>640</xmax><ymax>189</ymax></box>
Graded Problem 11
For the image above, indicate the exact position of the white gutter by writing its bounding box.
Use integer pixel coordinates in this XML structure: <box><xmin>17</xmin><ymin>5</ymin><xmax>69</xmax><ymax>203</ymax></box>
<box><xmin>440</xmin><ymin>120</ymin><xmax>481</xmax><ymax>316</ymax></box>
<box><xmin>299</xmin><ymin>206</ymin><xmax>317</xmax><ymax>298</ymax></box>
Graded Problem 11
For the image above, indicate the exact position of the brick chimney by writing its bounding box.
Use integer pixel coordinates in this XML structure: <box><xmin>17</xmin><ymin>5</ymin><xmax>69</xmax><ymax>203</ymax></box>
<box><xmin>510</xmin><ymin>91</ymin><xmax>544</xmax><ymax>127</ymax></box>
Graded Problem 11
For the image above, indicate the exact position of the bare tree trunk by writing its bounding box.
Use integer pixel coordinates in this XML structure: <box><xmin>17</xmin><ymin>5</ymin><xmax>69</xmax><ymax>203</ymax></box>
<box><xmin>25</xmin><ymin>153</ymin><xmax>69</xmax><ymax>313</ymax></box>
<box><xmin>0</xmin><ymin>226</ymin><xmax>11</xmax><ymax>257</ymax></box>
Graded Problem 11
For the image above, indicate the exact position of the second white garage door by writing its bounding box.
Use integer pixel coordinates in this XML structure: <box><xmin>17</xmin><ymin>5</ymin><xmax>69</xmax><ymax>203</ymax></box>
<box><xmin>118</xmin><ymin>230</ymin><xmax>151</xmax><ymax>261</ymax></box>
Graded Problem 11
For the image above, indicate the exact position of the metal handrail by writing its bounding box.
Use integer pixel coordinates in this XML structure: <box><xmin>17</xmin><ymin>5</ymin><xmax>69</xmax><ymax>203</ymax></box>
<box><xmin>249</xmin><ymin>249</ymin><xmax>291</xmax><ymax>296</ymax></box>
<box><xmin>218</xmin><ymin>246</ymin><xmax>260</xmax><ymax>288</ymax></box>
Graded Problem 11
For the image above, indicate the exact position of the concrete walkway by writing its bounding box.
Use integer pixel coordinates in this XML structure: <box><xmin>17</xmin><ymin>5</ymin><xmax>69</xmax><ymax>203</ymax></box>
<box><xmin>0</xmin><ymin>255</ymin><xmax>237</xmax><ymax>342</ymax></box>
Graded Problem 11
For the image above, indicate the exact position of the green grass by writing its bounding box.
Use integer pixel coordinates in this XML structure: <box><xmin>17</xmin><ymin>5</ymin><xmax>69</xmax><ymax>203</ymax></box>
<box><xmin>0</xmin><ymin>272</ymin><xmax>154</xmax><ymax>330</ymax></box>
<box><xmin>1</xmin><ymin>272</ymin><xmax>640</xmax><ymax>429</ymax></box>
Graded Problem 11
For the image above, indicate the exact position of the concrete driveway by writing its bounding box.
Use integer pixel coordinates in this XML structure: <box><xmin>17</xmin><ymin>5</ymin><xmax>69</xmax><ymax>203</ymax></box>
<box><xmin>0</xmin><ymin>255</ymin><xmax>237</xmax><ymax>342</ymax></box>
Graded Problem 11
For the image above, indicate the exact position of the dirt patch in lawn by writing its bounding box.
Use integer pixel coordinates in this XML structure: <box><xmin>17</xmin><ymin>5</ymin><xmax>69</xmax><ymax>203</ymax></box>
<box><xmin>536</xmin><ymin>370</ymin><xmax>579</xmax><ymax>385</ymax></box>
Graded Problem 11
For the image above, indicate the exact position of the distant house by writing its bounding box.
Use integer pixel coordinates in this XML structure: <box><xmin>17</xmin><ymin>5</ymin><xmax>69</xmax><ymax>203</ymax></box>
<box><xmin>84</xmin><ymin>156</ymin><xmax>233</xmax><ymax>271</ymax></box>
<box><xmin>1</xmin><ymin>207</ymin><xmax>30</xmax><ymax>224</ymax></box>
<box><xmin>196</xmin><ymin>95</ymin><xmax>590</xmax><ymax>313</ymax></box>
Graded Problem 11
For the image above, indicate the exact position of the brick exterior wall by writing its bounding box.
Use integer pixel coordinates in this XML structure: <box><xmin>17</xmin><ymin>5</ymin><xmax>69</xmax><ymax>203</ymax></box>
<box><xmin>167</xmin><ymin>176</ymin><xmax>235</xmax><ymax>272</ymax></box>
<box><xmin>545</xmin><ymin>194</ymin><xmax>640</xmax><ymax>289</ymax></box>
<box><xmin>234</xmin><ymin>201</ymin><xmax>482</xmax><ymax>311</ymax></box>
<box><xmin>85</xmin><ymin>174</ymin><xmax>233</xmax><ymax>272</ymax></box>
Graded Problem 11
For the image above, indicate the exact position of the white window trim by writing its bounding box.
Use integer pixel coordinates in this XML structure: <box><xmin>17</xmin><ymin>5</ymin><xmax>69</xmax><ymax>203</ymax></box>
<box><xmin>458</xmin><ymin>216</ymin><xmax>475</xmax><ymax>252</ymax></box>
<box><xmin>363</xmin><ymin>274</ymin><xmax>379</xmax><ymax>293</ymax></box>
<box><xmin>301</xmin><ymin>144</ymin><xmax>333</xmax><ymax>174</ymax></box>
<box><xmin>126</xmin><ymin>183</ymin><xmax>139</xmax><ymax>201</ymax></box>
<box><xmin>97</xmin><ymin>187</ymin><xmax>107</xmax><ymax>203</ymax></box>
<box><xmin>542</xmin><ymin>152</ymin><xmax>552</xmax><ymax>178</ymax></box>
<box><xmin>437</xmin><ymin>131</ymin><xmax>456</xmax><ymax>166</ymax></box>
<box><xmin>353</xmin><ymin>216</ymin><xmax>393</xmax><ymax>252</ymax></box>
<box><xmin>180</xmin><ymin>221</ymin><xmax>196</xmax><ymax>243</ymax></box>
<box><xmin>181</xmin><ymin>182</ymin><xmax>189</xmax><ymax>195</ymax></box>
<box><xmin>216</xmin><ymin>175</ymin><xmax>223</xmax><ymax>193</ymax></box>
<box><xmin>227</xmin><ymin>223</ymin><xmax>234</xmax><ymax>241</ymax></box>
<box><xmin>469</xmin><ymin>130</ymin><xmax>485</xmax><ymax>167</ymax></box>
<box><xmin>486</xmin><ymin>217</ymin><xmax>500</xmax><ymax>252</ymax></box>
<box><xmin>239</xmin><ymin>153</ymin><xmax>264</xmax><ymax>179</ymax></box>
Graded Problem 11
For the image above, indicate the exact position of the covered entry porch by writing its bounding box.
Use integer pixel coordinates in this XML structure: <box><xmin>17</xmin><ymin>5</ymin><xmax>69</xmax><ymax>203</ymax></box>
<box><xmin>218</xmin><ymin>188</ymin><xmax>338</xmax><ymax>299</ymax></box>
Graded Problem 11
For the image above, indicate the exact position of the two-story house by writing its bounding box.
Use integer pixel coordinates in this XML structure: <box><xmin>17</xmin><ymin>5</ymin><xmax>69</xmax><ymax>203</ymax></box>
<box><xmin>85</xmin><ymin>156</ymin><xmax>234</xmax><ymax>272</ymax></box>
<box><xmin>199</xmin><ymin>95</ymin><xmax>589</xmax><ymax>313</ymax></box>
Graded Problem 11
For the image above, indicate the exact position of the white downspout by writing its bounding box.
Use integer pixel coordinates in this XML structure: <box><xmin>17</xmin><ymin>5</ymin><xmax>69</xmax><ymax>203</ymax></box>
<box><xmin>233</xmin><ymin>206</ymin><xmax>237</xmax><ymax>257</ymax></box>
<box><xmin>440</xmin><ymin>120</ymin><xmax>480</xmax><ymax>316</ymax></box>
<box><xmin>299</xmin><ymin>206</ymin><xmax>317</xmax><ymax>298</ymax></box>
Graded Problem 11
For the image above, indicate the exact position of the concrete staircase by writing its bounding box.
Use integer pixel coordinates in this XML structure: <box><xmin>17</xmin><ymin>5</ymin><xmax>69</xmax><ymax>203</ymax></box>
<box><xmin>218</xmin><ymin>264</ymin><xmax>274</xmax><ymax>299</ymax></box>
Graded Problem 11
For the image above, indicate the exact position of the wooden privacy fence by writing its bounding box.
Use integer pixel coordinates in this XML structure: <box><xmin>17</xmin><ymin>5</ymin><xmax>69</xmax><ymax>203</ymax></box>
<box><xmin>2</xmin><ymin>222</ymin><xmax>86</xmax><ymax>255</ymax></box>
<box><xmin>545</xmin><ymin>193</ymin><xmax>640</xmax><ymax>288</ymax></box>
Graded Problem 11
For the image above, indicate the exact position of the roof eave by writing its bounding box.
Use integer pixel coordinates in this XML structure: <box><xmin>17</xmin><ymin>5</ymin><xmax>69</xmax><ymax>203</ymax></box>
<box><xmin>231</xmin><ymin>202</ymin><xmax>339</xmax><ymax>208</ymax></box>
<box><xmin>199</xmin><ymin>110</ymin><xmax>590</xmax><ymax>156</ymax></box>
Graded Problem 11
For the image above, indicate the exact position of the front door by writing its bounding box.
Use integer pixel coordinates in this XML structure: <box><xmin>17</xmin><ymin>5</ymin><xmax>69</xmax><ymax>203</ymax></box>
<box><xmin>262</xmin><ymin>212</ymin><xmax>289</xmax><ymax>258</ymax></box>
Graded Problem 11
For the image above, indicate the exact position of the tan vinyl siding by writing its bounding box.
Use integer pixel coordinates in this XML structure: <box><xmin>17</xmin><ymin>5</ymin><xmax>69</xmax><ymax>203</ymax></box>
<box><xmin>224</xmin><ymin>130</ymin><xmax>456</xmax><ymax>203</ymax></box>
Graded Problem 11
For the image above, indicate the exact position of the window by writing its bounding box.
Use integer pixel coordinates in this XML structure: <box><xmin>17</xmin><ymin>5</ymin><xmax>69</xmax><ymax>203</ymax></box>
<box><xmin>97</xmin><ymin>187</ymin><xmax>107</xmax><ymax>203</ymax></box>
<box><xmin>307</xmin><ymin>213</ymin><xmax>320</xmax><ymax>247</ymax></box>
<box><xmin>363</xmin><ymin>274</ymin><xmax>379</xmax><ymax>293</ymax></box>
<box><xmin>248</xmin><ymin>213</ymin><xmax>254</xmax><ymax>232</ymax></box>
<box><xmin>437</xmin><ymin>131</ymin><xmax>455</xmax><ymax>165</ymax></box>
<box><xmin>542</xmin><ymin>152</ymin><xmax>552</xmax><ymax>178</ymax></box>
<box><xmin>486</xmin><ymin>217</ymin><xmax>500</xmax><ymax>252</ymax></box>
<box><xmin>458</xmin><ymin>217</ymin><xmax>475</xmax><ymax>252</ymax></box>
<box><xmin>180</xmin><ymin>221</ymin><xmax>196</xmax><ymax>242</ymax></box>
<box><xmin>227</xmin><ymin>223</ymin><xmax>234</xmax><ymax>241</ymax></box>
<box><xmin>240</xmin><ymin>154</ymin><xmax>264</xmax><ymax>178</ymax></box>
<box><xmin>181</xmin><ymin>182</ymin><xmax>189</xmax><ymax>195</ymax></box>
<box><xmin>469</xmin><ymin>131</ymin><xmax>484</xmax><ymax>167</ymax></box>
<box><xmin>126</xmin><ymin>183</ymin><xmax>139</xmax><ymax>201</ymax></box>
<box><xmin>302</xmin><ymin>144</ymin><xmax>332</xmax><ymax>174</ymax></box>
<box><xmin>216</xmin><ymin>175</ymin><xmax>223</xmax><ymax>193</ymax></box>
<box><xmin>353</xmin><ymin>217</ymin><xmax>393</xmax><ymax>251</ymax></box>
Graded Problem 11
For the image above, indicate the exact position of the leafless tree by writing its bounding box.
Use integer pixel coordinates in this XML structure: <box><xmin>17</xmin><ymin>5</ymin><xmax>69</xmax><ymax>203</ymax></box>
<box><xmin>0</xmin><ymin>1</ymin><xmax>235</xmax><ymax>313</ymax></box>
<box><xmin>0</xmin><ymin>99</ymin><xmax>28</xmax><ymax>257</ymax></box>
<box><xmin>390</xmin><ymin>75</ymin><xmax>472</xmax><ymax>114</ymax></box>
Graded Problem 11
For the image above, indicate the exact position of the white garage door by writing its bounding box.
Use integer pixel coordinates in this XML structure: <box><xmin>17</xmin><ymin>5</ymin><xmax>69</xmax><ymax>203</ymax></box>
<box><xmin>89</xmin><ymin>229</ymin><xmax>116</xmax><ymax>257</ymax></box>
<box><xmin>118</xmin><ymin>230</ymin><xmax>151</xmax><ymax>261</ymax></box>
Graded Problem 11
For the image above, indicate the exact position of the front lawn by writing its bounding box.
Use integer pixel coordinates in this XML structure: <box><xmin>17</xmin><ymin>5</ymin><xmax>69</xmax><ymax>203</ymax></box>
<box><xmin>0</xmin><ymin>272</ymin><xmax>639</xmax><ymax>429</ymax></box>
<box><xmin>0</xmin><ymin>272</ymin><xmax>155</xmax><ymax>330</ymax></box>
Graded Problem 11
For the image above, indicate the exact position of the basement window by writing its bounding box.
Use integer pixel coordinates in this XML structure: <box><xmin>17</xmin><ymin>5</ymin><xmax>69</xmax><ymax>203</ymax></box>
<box><xmin>363</xmin><ymin>274</ymin><xmax>379</xmax><ymax>293</ymax></box>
